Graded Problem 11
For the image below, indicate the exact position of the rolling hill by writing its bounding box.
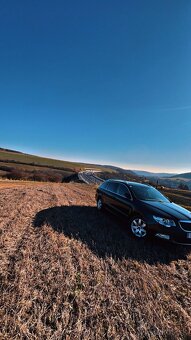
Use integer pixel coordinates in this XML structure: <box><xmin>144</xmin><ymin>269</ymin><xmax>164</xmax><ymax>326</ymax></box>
<box><xmin>1</xmin><ymin>147</ymin><xmax>190</xmax><ymax>189</ymax></box>
<box><xmin>170</xmin><ymin>172</ymin><xmax>191</xmax><ymax>180</ymax></box>
<box><xmin>0</xmin><ymin>148</ymin><xmax>108</xmax><ymax>171</ymax></box>
<box><xmin>0</xmin><ymin>148</ymin><xmax>120</xmax><ymax>182</ymax></box>
<box><xmin>133</xmin><ymin>170</ymin><xmax>177</xmax><ymax>178</ymax></box>
<box><xmin>0</xmin><ymin>147</ymin><xmax>150</xmax><ymax>184</ymax></box>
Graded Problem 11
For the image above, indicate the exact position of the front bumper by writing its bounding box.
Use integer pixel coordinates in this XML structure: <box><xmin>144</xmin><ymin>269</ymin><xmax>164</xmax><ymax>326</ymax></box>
<box><xmin>149</xmin><ymin>222</ymin><xmax>191</xmax><ymax>245</ymax></box>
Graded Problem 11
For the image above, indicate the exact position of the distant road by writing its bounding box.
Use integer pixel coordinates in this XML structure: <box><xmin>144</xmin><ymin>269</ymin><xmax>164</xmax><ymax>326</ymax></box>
<box><xmin>78</xmin><ymin>171</ymin><xmax>104</xmax><ymax>185</ymax></box>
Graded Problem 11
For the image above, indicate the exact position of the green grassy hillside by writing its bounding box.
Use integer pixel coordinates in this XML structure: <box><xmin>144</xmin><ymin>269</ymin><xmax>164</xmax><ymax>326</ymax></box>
<box><xmin>0</xmin><ymin>148</ymin><xmax>113</xmax><ymax>182</ymax></box>
<box><xmin>0</xmin><ymin>149</ymin><xmax>104</xmax><ymax>171</ymax></box>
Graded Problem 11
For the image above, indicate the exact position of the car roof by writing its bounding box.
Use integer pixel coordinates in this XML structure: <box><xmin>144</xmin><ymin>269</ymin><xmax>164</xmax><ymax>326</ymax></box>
<box><xmin>105</xmin><ymin>179</ymin><xmax>151</xmax><ymax>187</ymax></box>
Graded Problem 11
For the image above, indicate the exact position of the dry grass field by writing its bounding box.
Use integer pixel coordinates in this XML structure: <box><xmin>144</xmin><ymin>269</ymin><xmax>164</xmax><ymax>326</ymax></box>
<box><xmin>0</xmin><ymin>181</ymin><xmax>191</xmax><ymax>339</ymax></box>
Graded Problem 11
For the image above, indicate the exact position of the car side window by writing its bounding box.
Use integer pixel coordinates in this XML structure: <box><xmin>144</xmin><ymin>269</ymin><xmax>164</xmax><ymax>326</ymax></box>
<box><xmin>99</xmin><ymin>182</ymin><xmax>108</xmax><ymax>190</ymax></box>
<box><xmin>117</xmin><ymin>184</ymin><xmax>131</xmax><ymax>199</ymax></box>
<box><xmin>107</xmin><ymin>182</ymin><xmax>118</xmax><ymax>193</ymax></box>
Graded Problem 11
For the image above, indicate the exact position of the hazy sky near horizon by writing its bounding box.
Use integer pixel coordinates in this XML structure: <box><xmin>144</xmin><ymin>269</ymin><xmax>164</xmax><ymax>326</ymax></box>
<box><xmin>0</xmin><ymin>0</ymin><xmax>191</xmax><ymax>173</ymax></box>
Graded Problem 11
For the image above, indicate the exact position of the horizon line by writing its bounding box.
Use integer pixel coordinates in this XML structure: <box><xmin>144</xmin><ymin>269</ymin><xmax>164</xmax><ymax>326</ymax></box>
<box><xmin>1</xmin><ymin>144</ymin><xmax>189</xmax><ymax>174</ymax></box>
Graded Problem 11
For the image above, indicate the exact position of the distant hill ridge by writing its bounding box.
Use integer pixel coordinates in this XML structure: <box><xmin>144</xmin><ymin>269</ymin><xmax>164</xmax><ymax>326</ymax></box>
<box><xmin>103</xmin><ymin>165</ymin><xmax>136</xmax><ymax>175</ymax></box>
<box><xmin>170</xmin><ymin>172</ymin><xmax>191</xmax><ymax>180</ymax></box>
<box><xmin>133</xmin><ymin>170</ymin><xmax>177</xmax><ymax>178</ymax></box>
<box><xmin>0</xmin><ymin>147</ymin><xmax>115</xmax><ymax>173</ymax></box>
<box><xmin>0</xmin><ymin>147</ymin><xmax>23</xmax><ymax>154</ymax></box>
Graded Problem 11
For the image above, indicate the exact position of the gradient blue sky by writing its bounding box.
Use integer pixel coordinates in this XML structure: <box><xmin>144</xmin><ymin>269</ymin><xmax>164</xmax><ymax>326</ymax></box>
<box><xmin>0</xmin><ymin>1</ymin><xmax>191</xmax><ymax>172</ymax></box>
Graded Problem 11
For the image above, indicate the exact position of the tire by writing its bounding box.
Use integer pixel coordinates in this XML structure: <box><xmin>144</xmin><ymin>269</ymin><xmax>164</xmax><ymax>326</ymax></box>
<box><xmin>97</xmin><ymin>197</ymin><xmax>103</xmax><ymax>211</ymax></box>
<box><xmin>128</xmin><ymin>215</ymin><xmax>148</xmax><ymax>239</ymax></box>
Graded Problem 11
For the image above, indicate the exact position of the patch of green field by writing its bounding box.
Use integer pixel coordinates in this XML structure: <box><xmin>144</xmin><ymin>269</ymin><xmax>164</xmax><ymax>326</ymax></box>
<box><xmin>0</xmin><ymin>149</ymin><xmax>111</xmax><ymax>172</ymax></box>
<box><xmin>0</xmin><ymin>161</ymin><xmax>72</xmax><ymax>173</ymax></box>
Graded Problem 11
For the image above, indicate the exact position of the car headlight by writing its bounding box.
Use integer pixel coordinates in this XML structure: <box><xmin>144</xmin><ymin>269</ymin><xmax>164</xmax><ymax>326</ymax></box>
<box><xmin>153</xmin><ymin>215</ymin><xmax>176</xmax><ymax>227</ymax></box>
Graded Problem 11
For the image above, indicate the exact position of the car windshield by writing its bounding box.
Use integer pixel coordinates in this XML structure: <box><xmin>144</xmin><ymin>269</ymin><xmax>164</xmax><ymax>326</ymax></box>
<box><xmin>130</xmin><ymin>185</ymin><xmax>169</xmax><ymax>202</ymax></box>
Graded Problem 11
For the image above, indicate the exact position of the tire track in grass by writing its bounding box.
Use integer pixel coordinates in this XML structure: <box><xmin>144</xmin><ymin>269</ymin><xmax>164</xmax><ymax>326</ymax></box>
<box><xmin>0</xmin><ymin>184</ymin><xmax>59</xmax><ymax>275</ymax></box>
<box><xmin>0</xmin><ymin>184</ymin><xmax>64</xmax><ymax>338</ymax></box>
<box><xmin>1</xmin><ymin>190</ymin><xmax>77</xmax><ymax>338</ymax></box>
<box><xmin>0</xmin><ymin>189</ymin><xmax>26</xmax><ymax>232</ymax></box>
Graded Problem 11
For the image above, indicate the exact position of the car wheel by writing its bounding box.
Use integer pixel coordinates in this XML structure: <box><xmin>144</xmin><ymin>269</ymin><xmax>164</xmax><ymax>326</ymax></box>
<box><xmin>97</xmin><ymin>198</ymin><xmax>103</xmax><ymax>211</ymax></box>
<box><xmin>129</xmin><ymin>216</ymin><xmax>148</xmax><ymax>238</ymax></box>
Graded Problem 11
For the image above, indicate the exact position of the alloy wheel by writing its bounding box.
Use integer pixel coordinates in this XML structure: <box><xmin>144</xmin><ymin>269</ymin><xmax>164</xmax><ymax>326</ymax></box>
<box><xmin>131</xmin><ymin>218</ymin><xmax>147</xmax><ymax>238</ymax></box>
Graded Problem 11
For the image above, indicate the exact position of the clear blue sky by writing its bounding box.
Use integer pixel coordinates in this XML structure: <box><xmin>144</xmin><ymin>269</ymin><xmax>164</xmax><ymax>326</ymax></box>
<box><xmin>0</xmin><ymin>1</ymin><xmax>191</xmax><ymax>172</ymax></box>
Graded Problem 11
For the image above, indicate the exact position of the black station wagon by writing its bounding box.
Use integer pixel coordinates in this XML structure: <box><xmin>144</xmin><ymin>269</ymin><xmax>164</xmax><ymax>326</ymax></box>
<box><xmin>96</xmin><ymin>179</ymin><xmax>191</xmax><ymax>245</ymax></box>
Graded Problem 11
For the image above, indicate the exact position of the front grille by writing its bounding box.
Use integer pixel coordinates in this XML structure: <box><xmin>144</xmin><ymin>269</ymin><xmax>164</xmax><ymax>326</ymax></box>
<box><xmin>179</xmin><ymin>221</ymin><xmax>191</xmax><ymax>232</ymax></box>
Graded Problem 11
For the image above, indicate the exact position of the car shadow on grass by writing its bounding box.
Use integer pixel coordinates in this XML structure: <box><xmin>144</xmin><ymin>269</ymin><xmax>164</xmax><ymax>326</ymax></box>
<box><xmin>33</xmin><ymin>205</ymin><xmax>191</xmax><ymax>265</ymax></box>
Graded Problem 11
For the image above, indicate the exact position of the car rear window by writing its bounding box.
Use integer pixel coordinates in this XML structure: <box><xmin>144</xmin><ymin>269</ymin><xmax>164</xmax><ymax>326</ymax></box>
<box><xmin>99</xmin><ymin>181</ymin><xmax>108</xmax><ymax>189</ymax></box>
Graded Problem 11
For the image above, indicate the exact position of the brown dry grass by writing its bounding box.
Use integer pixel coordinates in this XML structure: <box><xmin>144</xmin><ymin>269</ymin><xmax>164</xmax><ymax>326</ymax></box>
<box><xmin>0</xmin><ymin>180</ymin><xmax>44</xmax><ymax>188</ymax></box>
<box><xmin>0</xmin><ymin>182</ymin><xmax>191</xmax><ymax>339</ymax></box>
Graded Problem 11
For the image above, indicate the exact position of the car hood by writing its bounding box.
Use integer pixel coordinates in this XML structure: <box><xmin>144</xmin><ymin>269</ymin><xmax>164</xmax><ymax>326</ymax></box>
<box><xmin>141</xmin><ymin>200</ymin><xmax>191</xmax><ymax>220</ymax></box>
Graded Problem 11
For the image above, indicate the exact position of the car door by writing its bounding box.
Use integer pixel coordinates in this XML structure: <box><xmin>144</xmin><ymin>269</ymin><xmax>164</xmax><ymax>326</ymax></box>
<box><xmin>98</xmin><ymin>181</ymin><xmax>109</xmax><ymax>206</ymax></box>
<box><xmin>104</xmin><ymin>181</ymin><xmax>119</xmax><ymax>210</ymax></box>
<box><xmin>114</xmin><ymin>183</ymin><xmax>133</xmax><ymax>217</ymax></box>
